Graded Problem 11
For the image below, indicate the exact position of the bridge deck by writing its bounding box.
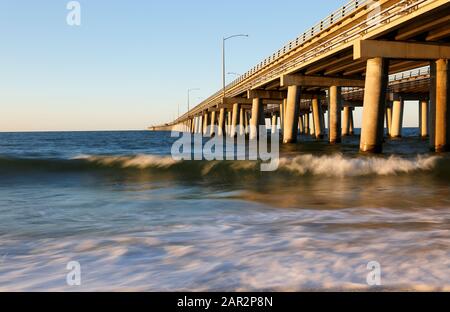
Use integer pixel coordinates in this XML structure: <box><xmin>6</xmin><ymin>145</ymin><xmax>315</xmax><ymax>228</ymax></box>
<box><xmin>152</xmin><ymin>0</ymin><xmax>450</xmax><ymax>135</ymax></box>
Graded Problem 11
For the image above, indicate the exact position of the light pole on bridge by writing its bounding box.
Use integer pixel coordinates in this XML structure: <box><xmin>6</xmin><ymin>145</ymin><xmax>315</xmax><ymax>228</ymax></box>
<box><xmin>222</xmin><ymin>34</ymin><xmax>248</xmax><ymax>99</ymax></box>
<box><xmin>187</xmin><ymin>88</ymin><xmax>200</xmax><ymax>113</ymax></box>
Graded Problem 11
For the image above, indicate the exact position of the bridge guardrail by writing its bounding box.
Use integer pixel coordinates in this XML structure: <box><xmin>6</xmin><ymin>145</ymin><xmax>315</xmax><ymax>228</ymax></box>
<box><xmin>173</xmin><ymin>0</ymin><xmax>432</xmax><ymax>125</ymax></box>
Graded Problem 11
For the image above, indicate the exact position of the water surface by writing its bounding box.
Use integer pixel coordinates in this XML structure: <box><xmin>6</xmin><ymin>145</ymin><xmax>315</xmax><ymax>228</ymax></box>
<box><xmin>0</xmin><ymin>130</ymin><xmax>449</xmax><ymax>291</ymax></box>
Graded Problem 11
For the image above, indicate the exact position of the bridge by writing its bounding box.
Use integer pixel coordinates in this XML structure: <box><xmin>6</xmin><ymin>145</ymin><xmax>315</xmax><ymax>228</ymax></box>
<box><xmin>149</xmin><ymin>0</ymin><xmax>450</xmax><ymax>153</ymax></box>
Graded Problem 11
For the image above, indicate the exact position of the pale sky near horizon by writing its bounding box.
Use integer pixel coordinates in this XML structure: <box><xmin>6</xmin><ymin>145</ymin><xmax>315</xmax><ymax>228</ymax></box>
<box><xmin>0</xmin><ymin>0</ymin><xmax>421</xmax><ymax>132</ymax></box>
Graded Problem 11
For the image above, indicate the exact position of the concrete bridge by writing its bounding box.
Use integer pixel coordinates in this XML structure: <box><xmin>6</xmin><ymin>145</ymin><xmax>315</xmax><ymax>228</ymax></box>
<box><xmin>150</xmin><ymin>0</ymin><xmax>450</xmax><ymax>153</ymax></box>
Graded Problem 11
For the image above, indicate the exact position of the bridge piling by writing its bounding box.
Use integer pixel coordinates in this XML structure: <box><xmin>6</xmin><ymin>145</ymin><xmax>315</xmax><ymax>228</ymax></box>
<box><xmin>250</xmin><ymin>98</ymin><xmax>263</xmax><ymax>140</ymax></box>
<box><xmin>203</xmin><ymin>112</ymin><xmax>209</xmax><ymax>136</ymax></box>
<box><xmin>244</xmin><ymin>111</ymin><xmax>250</xmax><ymax>135</ymax></box>
<box><xmin>298</xmin><ymin>114</ymin><xmax>304</xmax><ymax>135</ymax></box>
<box><xmin>434</xmin><ymin>58</ymin><xmax>449</xmax><ymax>152</ymax></box>
<box><xmin>210</xmin><ymin>111</ymin><xmax>216</xmax><ymax>137</ymax></box>
<box><xmin>390</xmin><ymin>99</ymin><xmax>404</xmax><ymax>138</ymax></box>
<box><xmin>329</xmin><ymin>86</ymin><xmax>342</xmax><ymax>144</ymax></box>
<box><xmin>304</xmin><ymin>113</ymin><xmax>310</xmax><ymax>135</ymax></box>
<box><xmin>343</xmin><ymin>107</ymin><xmax>351</xmax><ymax>137</ymax></box>
<box><xmin>349</xmin><ymin>108</ymin><xmax>354</xmax><ymax>136</ymax></box>
<box><xmin>279</xmin><ymin>100</ymin><xmax>286</xmax><ymax>137</ymax></box>
<box><xmin>420</xmin><ymin>100</ymin><xmax>429</xmax><ymax>138</ymax></box>
<box><xmin>360</xmin><ymin>57</ymin><xmax>389</xmax><ymax>153</ymax></box>
<box><xmin>217</xmin><ymin>108</ymin><xmax>225</xmax><ymax>137</ymax></box>
<box><xmin>272</xmin><ymin>114</ymin><xmax>278</xmax><ymax>134</ymax></box>
<box><xmin>239</xmin><ymin>108</ymin><xmax>245</xmax><ymax>136</ymax></box>
<box><xmin>312</xmin><ymin>96</ymin><xmax>324</xmax><ymax>140</ymax></box>
<box><xmin>230</xmin><ymin>103</ymin><xmax>239</xmax><ymax>137</ymax></box>
<box><xmin>385</xmin><ymin>103</ymin><xmax>393</xmax><ymax>137</ymax></box>
<box><xmin>283</xmin><ymin>85</ymin><xmax>301</xmax><ymax>143</ymax></box>
<box><xmin>193</xmin><ymin>116</ymin><xmax>198</xmax><ymax>134</ymax></box>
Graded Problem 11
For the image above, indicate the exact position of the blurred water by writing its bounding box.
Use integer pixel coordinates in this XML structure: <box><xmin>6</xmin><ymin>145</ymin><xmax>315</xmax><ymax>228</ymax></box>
<box><xmin>0</xmin><ymin>129</ymin><xmax>449</xmax><ymax>291</ymax></box>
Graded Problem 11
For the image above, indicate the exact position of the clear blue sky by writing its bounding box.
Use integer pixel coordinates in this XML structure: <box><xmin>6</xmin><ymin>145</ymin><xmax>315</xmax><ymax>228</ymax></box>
<box><xmin>0</xmin><ymin>0</ymin><xmax>419</xmax><ymax>131</ymax></box>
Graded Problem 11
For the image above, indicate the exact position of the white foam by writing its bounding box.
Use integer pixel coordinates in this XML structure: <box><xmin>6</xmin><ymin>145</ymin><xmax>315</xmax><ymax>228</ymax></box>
<box><xmin>73</xmin><ymin>154</ymin><xmax>179</xmax><ymax>169</ymax></box>
<box><xmin>278</xmin><ymin>154</ymin><xmax>439</xmax><ymax>177</ymax></box>
<box><xmin>1</xmin><ymin>207</ymin><xmax>449</xmax><ymax>291</ymax></box>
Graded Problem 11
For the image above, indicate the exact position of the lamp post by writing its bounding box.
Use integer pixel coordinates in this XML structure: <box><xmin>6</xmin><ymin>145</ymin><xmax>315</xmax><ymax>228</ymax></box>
<box><xmin>187</xmin><ymin>88</ymin><xmax>200</xmax><ymax>112</ymax></box>
<box><xmin>222</xmin><ymin>34</ymin><xmax>248</xmax><ymax>99</ymax></box>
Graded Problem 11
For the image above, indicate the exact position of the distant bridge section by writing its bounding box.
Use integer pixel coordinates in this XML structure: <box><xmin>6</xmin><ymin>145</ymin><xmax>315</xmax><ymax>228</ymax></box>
<box><xmin>151</xmin><ymin>0</ymin><xmax>450</xmax><ymax>152</ymax></box>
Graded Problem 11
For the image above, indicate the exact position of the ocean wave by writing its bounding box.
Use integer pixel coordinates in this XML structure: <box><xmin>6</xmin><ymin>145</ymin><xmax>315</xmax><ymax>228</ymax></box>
<box><xmin>278</xmin><ymin>154</ymin><xmax>440</xmax><ymax>177</ymax></box>
<box><xmin>74</xmin><ymin>153</ymin><xmax>442</xmax><ymax>177</ymax></box>
<box><xmin>73</xmin><ymin>154</ymin><xmax>179</xmax><ymax>169</ymax></box>
<box><xmin>0</xmin><ymin>153</ymin><xmax>443</xmax><ymax>177</ymax></box>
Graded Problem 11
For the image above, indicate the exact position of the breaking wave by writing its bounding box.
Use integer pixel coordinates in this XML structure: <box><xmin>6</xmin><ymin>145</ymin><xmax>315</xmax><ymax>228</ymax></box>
<box><xmin>0</xmin><ymin>153</ymin><xmax>443</xmax><ymax>178</ymax></box>
<box><xmin>278</xmin><ymin>154</ymin><xmax>439</xmax><ymax>177</ymax></box>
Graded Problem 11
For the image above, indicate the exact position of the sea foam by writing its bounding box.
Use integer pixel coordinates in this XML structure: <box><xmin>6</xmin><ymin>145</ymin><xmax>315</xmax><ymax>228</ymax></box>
<box><xmin>73</xmin><ymin>153</ymin><xmax>440</xmax><ymax>177</ymax></box>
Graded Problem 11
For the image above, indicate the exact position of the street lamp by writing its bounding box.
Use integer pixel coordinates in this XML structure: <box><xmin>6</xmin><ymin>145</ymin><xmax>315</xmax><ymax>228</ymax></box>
<box><xmin>187</xmin><ymin>88</ymin><xmax>200</xmax><ymax>112</ymax></box>
<box><xmin>222</xmin><ymin>34</ymin><xmax>248</xmax><ymax>98</ymax></box>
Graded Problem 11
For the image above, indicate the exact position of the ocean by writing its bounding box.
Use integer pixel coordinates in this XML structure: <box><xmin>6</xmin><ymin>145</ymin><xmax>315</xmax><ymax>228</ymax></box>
<box><xmin>0</xmin><ymin>129</ymin><xmax>449</xmax><ymax>291</ymax></box>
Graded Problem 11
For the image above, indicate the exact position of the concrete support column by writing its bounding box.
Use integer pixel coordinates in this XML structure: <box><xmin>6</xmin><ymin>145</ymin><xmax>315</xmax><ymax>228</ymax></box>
<box><xmin>329</xmin><ymin>86</ymin><xmax>342</xmax><ymax>143</ymax></box>
<box><xmin>203</xmin><ymin>112</ymin><xmax>209</xmax><ymax>136</ymax></box>
<box><xmin>271</xmin><ymin>114</ymin><xmax>278</xmax><ymax>134</ymax></box>
<box><xmin>304</xmin><ymin>113</ymin><xmax>310</xmax><ymax>135</ymax></box>
<box><xmin>230</xmin><ymin>103</ymin><xmax>239</xmax><ymax>137</ymax></box>
<box><xmin>218</xmin><ymin>108</ymin><xmax>225</xmax><ymax>137</ymax></box>
<box><xmin>312</xmin><ymin>97</ymin><xmax>324</xmax><ymax>139</ymax></box>
<box><xmin>360</xmin><ymin>57</ymin><xmax>389</xmax><ymax>153</ymax></box>
<box><xmin>239</xmin><ymin>108</ymin><xmax>245</xmax><ymax>136</ymax></box>
<box><xmin>342</xmin><ymin>106</ymin><xmax>350</xmax><ymax>136</ymax></box>
<box><xmin>385</xmin><ymin>103</ymin><xmax>393</xmax><ymax>137</ymax></box>
<box><xmin>197</xmin><ymin>116</ymin><xmax>202</xmax><ymax>134</ymax></box>
<box><xmin>430</xmin><ymin>62</ymin><xmax>437</xmax><ymax>149</ymax></box>
<box><xmin>250</xmin><ymin>98</ymin><xmax>263</xmax><ymax>140</ymax></box>
<box><xmin>244</xmin><ymin>111</ymin><xmax>250</xmax><ymax>135</ymax></box>
<box><xmin>298</xmin><ymin>115</ymin><xmax>304</xmax><ymax>134</ymax></box>
<box><xmin>198</xmin><ymin>116</ymin><xmax>203</xmax><ymax>135</ymax></box>
<box><xmin>310</xmin><ymin>110</ymin><xmax>315</xmax><ymax>137</ymax></box>
<box><xmin>210</xmin><ymin>111</ymin><xmax>216</xmax><ymax>137</ymax></box>
<box><xmin>349</xmin><ymin>108</ymin><xmax>354</xmax><ymax>135</ymax></box>
<box><xmin>390</xmin><ymin>100</ymin><xmax>404</xmax><ymax>138</ymax></box>
<box><xmin>226</xmin><ymin>111</ymin><xmax>231</xmax><ymax>135</ymax></box>
<box><xmin>320</xmin><ymin>109</ymin><xmax>326</xmax><ymax>135</ymax></box>
<box><xmin>280</xmin><ymin>100</ymin><xmax>286</xmax><ymax>137</ymax></box>
<box><xmin>283</xmin><ymin>85</ymin><xmax>301</xmax><ymax>143</ymax></box>
<box><xmin>434</xmin><ymin>59</ymin><xmax>450</xmax><ymax>152</ymax></box>
<box><xmin>420</xmin><ymin>100</ymin><xmax>429</xmax><ymax>138</ymax></box>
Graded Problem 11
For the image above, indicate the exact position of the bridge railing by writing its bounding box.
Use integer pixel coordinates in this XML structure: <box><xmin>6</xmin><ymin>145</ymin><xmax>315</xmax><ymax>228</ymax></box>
<box><xmin>389</xmin><ymin>66</ymin><xmax>430</xmax><ymax>82</ymax></box>
<box><xmin>230</xmin><ymin>0</ymin><xmax>371</xmax><ymax>87</ymax></box>
<box><xmin>342</xmin><ymin>66</ymin><xmax>431</xmax><ymax>97</ymax></box>
<box><xmin>174</xmin><ymin>0</ymin><xmax>431</xmax><ymax>125</ymax></box>
<box><xmin>177</xmin><ymin>0</ymin><xmax>375</xmax><ymax>122</ymax></box>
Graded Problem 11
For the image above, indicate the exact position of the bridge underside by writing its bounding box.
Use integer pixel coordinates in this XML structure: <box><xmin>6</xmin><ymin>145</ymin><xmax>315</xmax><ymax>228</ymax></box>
<box><xmin>156</xmin><ymin>0</ymin><xmax>450</xmax><ymax>153</ymax></box>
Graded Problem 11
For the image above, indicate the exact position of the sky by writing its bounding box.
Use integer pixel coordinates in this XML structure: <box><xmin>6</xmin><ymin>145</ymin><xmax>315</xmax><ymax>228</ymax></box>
<box><xmin>0</xmin><ymin>0</ymin><xmax>420</xmax><ymax>132</ymax></box>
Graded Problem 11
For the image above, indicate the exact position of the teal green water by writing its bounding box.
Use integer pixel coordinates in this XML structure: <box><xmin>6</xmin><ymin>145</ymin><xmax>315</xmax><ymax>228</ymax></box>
<box><xmin>0</xmin><ymin>130</ymin><xmax>449</xmax><ymax>291</ymax></box>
